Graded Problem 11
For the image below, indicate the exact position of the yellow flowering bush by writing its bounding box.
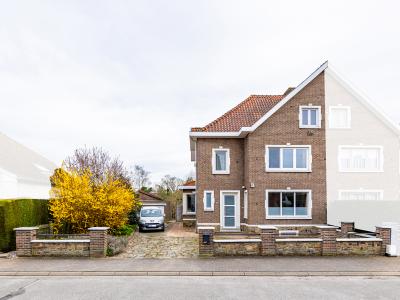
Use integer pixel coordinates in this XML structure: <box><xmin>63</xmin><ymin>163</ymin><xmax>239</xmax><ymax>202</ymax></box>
<box><xmin>50</xmin><ymin>168</ymin><xmax>138</xmax><ymax>233</ymax></box>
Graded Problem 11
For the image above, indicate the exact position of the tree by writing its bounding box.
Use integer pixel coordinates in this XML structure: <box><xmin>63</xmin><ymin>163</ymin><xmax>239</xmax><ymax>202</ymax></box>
<box><xmin>49</xmin><ymin>147</ymin><xmax>140</xmax><ymax>233</ymax></box>
<box><xmin>63</xmin><ymin>147</ymin><xmax>131</xmax><ymax>187</ymax></box>
<box><xmin>156</xmin><ymin>175</ymin><xmax>183</xmax><ymax>194</ymax></box>
<box><xmin>131</xmin><ymin>165</ymin><xmax>151</xmax><ymax>191</ymax></box>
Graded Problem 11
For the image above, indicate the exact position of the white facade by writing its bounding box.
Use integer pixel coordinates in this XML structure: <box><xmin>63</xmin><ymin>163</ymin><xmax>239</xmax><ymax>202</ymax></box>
<box><xmin>0</xmin><ymin>133</ymin><xmax>56</xmax><ymax>199</ymax></box>
<box><xmin>325</xmin><ymin>68</ymin><xmax>400</xmax><ymax>231</ymax></box>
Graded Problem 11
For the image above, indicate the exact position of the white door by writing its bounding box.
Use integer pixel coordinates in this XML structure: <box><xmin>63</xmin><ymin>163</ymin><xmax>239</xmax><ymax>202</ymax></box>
<box><xmin>220</xmin><ymin>191</ymin><xmax>240</xmax><ymax>230</ymax></box>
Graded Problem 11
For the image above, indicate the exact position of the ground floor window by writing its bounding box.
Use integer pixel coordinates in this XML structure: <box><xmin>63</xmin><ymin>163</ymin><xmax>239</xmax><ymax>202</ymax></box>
<box><xmin>265</xmin><ymin>190</ymin><xmax>311</xmax><ymax>219</ymax></box>
<box><xmin>183</xmin><ymin>193</ymin><xmax>196</xmax><ymax>214</ymax></box>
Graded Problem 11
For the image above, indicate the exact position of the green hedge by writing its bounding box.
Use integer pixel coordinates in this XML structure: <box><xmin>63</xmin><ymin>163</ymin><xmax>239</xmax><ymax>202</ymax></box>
<box><xmin>0</xmin><ymin>199</ymin><xmax>49</xmax><ymax>252</ymax></box>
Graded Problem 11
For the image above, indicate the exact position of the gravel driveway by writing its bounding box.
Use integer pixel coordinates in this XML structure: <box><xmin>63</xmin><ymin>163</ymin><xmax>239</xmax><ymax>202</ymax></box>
<box><xmin>116</xmin><ymin>222</ymin><xmax>198</xmax><ymax>258</ymax></box>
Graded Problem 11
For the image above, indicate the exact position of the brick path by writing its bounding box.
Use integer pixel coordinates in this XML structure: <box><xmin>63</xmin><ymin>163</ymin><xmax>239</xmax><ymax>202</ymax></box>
<box><xmin>117</xmin><ymin>222</ymin><xmax>198</xmax><ymax>258</ymax></box>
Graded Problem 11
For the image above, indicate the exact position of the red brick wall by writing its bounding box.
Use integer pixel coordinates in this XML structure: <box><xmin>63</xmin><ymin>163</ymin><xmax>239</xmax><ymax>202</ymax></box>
<box><xmin>245</xmin><ymin>72</ymin><xmax>327</xmax><ymax>225</ymax></box>
<box><xmin>195</xmin><ymin>72</ymin><xmax>327</xmax><ymax>226</ymax></box>
<box><xmin>196</xmin><ymin>138</ymin><xmax>244</xmax><ymax>224</ymax></box>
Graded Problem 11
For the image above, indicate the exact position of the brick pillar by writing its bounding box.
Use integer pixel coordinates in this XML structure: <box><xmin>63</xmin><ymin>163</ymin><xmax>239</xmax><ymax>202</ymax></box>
<box><xmin>198</xmin><ymin>226</ymin><xmax>214</xmax><ymax>257</ymax></box>
<box><xmin>89</xmin><ymin>227</ymin><xmax>109</xmax><ymax>257</ymax></box>
<box><xmin>260</xmin><ymin>225</ymin><xmax>278</xmax><ymax>256</ymax></box>
<box><xmin>340</xmin><ymin>222</ymin><xmax>355</xmax><ymax>236</ymax></box>
<box><xmin>14</xmin><ymin>227</ymin><xmax>38</xmax><ymax>257</ymax></box>
<box><xmin>376</xmin><ymin>226</ymin><xmax>391</xmax><ymax>256</ymax></box>
<box><xmin>319</xmin><ymin>226</ymin><xmax>337</xmax><ymax>256</ymax></box>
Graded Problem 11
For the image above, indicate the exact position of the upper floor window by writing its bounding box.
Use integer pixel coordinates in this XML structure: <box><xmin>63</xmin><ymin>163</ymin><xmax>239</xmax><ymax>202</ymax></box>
<box><xmin>203</xmin><ymin>190</ymin><xmax>214</xmax><ymax>211</ymax></box>
<box><xmin>299</xmin><ymin>106</ymin><xmax>321</xmax><ymax>128</ymax></box>
<box><xmin>329</xmin><ymin>106</ymin><xmax>351</xmax><ymax>129</ymax></box>
<box><xmin>338</xmin><ymin>146</ymin><xmax>383</xmax><ymax>172</ymax></box>
<box><xmin>212</xmin><ymin>148</ymin><xmax>230</xmax><ymax>174</ymax></box>
<box><xmin>266</xmin><ymin>145</ymin><xmax>311</xmax><ymax>172</ymax></box>
<box><xmin>338</xmin><ymin>189</ymin><xmax>383</xmax><ymax>201</ymax></box>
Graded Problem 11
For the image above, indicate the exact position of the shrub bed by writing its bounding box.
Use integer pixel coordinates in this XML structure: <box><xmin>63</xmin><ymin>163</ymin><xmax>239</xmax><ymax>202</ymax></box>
<box><xmin>106</xmin><ymin>224</ymin><xmax>136</xmax><ymax>256</ymax></box>
<box><xmin>0</xmin><ymin>199</ymin><xmax>49</xmax><ymax>252</ymax></box>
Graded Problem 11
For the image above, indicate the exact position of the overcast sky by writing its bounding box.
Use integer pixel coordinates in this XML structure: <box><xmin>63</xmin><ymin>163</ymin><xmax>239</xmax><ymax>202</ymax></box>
<box><xmin>1</xmin><ymin>1</ymin><xmax>399</xmax><ymax>184</ymax></box>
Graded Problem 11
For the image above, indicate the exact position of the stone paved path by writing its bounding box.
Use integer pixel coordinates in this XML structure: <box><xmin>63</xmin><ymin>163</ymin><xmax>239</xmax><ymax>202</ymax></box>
<box><xmin>117</xmin><ymin>222</ymin><xmax>198</xmax><ymax>258</ymax></box>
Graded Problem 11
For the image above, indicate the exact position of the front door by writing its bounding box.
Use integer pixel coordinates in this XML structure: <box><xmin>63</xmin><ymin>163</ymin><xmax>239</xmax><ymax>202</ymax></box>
<box><xmin>220</xmin><ymin>191</ymin><xmax>240</xmax><ymax>230</ymax></box>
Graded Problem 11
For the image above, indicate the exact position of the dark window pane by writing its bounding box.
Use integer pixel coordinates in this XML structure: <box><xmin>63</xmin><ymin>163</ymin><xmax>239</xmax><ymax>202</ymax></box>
<box><xmin>269</xmin><ymin>147</ymin><xmax>280</xmax><ymax>168</ymax></box>
<box><xmin>310</xmin><ymin>109</ymin><xmax>317</xmax><ymax>125</ymax></box>
<box><xmin>268</xmin><ymin>192</ymin><xmax>280</xmax><ymax>216</ymax></box>
<box><xmin>224</xmin><ymin>217</ymin><xmax>235</xmax><ymax>227</ymax></box>
<box><xmin>282</xmin><ymin>192</ymin><xmax>294</xmax><ymax>216</ymax></box>
<box><xmin>215</xmin><ymin>150</ymin><xmax>227</xmax><ymax>171</ymax></box>
<box><xmin>206</xmin><ymin>193</ymin><xmax>212</xmax><ymax>208</ymax></box>
<box><xmin>224</xmin><ymin>206</ymin><xmax>235</xmax><ymax>217</ymax></box>
<box><xmin>302</xmin><ymin>109</ymin><xmax>309</xmax><ymax>125</ymax></box>
<box><xmin>224</xmin><ymin>195</ymin><xmax>235</xmax><ymax>205</ymax></box>
<box><xmin>295</xmin><ymin>192</ymin><xmax>307</xmax><ymax>215</ymax></box>
<box><xmin>187</xmin><ymin>194</ymin><xmax>196</xmax><ymax>212</ymax></box>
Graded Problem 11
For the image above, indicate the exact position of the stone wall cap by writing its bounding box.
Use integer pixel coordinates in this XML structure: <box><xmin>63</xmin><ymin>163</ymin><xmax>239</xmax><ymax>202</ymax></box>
<box><xmin>376</xmin><ymin>225</ymin><xmax>393</xmax><ymax>229</ymax></box>
<box><xmin>336</xmin><ymin>238</ymin><xmax>382</xmax><ymax>242</ymax></box>
<box><xmin>88</xmin><ymin>227</ymin><xmax>110</xmax><ymax>231</ymax></box>
<box><xmin>14</xmin><ymin>227</ymin><xmax>39</xmax><ymax>231</ymax></box>
<box><xmin>276</xmin><ymin>238</ymin><xmax>323</xmax><ymax>242</ymax></box>
<box><xmin>31</xmin><ymin>239</ymin><xmax>90</xmax><ymax>243</ymax></box>
<box><xmin>258</xmin><ymin>225</ymin><xmax>278</xmax><ymax>230</ymax></box>
<box><xmin>315</xmin><ymin>225</ymin><xmax>339</xmax><ymax>229</ymax></box>
<box><xmin>213</xmin><ymin>239</ymin><xmax>262</xmax><ymax>243</ymax></box>
<box><xmin>198</xmin><ymin>226</ymin><xmax>215</xmax><ymax>230</ymax></box>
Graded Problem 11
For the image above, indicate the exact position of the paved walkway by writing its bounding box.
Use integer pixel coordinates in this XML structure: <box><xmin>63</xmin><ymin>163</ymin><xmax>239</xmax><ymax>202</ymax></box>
<box><xmin>116</xmin><ymin>222</ymin><xmax>198</xmax><ymax>258</ymax></box>
<box><xmin>1</xmin><ymin>257</ymin><xmax>400</xmax><ymax>276</ymax></box>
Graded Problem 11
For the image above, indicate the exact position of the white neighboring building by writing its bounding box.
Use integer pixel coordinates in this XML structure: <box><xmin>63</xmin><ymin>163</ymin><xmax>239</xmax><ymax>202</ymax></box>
<box><xmin>0</xmin><ymin>132</ymin><xmax>57</xmax><ymax>199</ymax></box>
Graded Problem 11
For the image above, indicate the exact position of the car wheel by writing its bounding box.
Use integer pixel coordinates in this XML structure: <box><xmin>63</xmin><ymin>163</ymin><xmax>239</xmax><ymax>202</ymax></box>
<box><xmin>161</xmin><ymin>225</ymin><xmax>165</xmax><ymax>232</ymax></box>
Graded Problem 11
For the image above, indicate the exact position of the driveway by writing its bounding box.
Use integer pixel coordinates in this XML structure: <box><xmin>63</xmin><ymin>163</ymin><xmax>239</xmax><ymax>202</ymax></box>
<box><xmin>116</xmin><ymin>222</ymin><xmax>198</xmax><ymax>258</ymax></box>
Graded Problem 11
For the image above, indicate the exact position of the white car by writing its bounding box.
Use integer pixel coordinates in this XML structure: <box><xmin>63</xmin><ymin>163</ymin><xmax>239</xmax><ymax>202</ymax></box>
<box><xmin>138</xmin><ymin>206</ymin><xmax>165</xmax><ymax>232</ymax></box>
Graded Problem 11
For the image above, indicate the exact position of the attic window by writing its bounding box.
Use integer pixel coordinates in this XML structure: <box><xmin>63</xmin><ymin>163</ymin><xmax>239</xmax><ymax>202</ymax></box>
<box><xmin>299</xmin><ymin>106</ymin><xmax>321</xmax><ymax>128</ymax></box>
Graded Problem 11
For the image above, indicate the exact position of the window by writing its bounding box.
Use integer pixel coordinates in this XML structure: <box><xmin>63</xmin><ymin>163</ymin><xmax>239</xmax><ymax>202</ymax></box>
<box><xmin>338</xmin><ymin>146</ymin><xmax>383</xmax><ymax>172</ymax></box>
<box><xmin>266</xmin><ymin>146</ymin><xmax>311</xmax><ymax>172</ymax></box>
<box><xmin>212</xmin><ymin>148</ymin><xmax>230</xmax><ymax>174</ymax></box>
<box><xmin>329</xmin><ymin>106</ymin><xmax>351</xmax><ymax>129</ymax></box>
<box><xmin>183</xmin><ymin>193</ymin><xmax>196</xmax><ymax>214</ymax></box>
<box><xmin>265</xmin><ymin>190</ymin><xmax>311</xmax><ymax>219</ymax></box>
<box><xmin>339</xmin><ymin>190</ymin><xmax>383</xmax><ymax>201</ymax></box>
<box><xmin>299</xmin><ymin>106</ymin><xmax>321</xmax><ymax>128</ymax></box>
<box><xmin>203</xmin><ymin>190</ymin><xmax>214</xmax><ymax>211</ymax></box>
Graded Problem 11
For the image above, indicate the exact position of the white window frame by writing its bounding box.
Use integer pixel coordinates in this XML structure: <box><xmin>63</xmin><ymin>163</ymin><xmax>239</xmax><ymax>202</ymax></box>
<box><xmin>299</xmin><ymin>105</ymin><xmax>322</xmax><ymax>128</ymax></box>
<box><xmin>329</xmin><ymin>105</ymin><xmax>351</xmax><ymax>129</ymax></box>
<box><xmin>265</xmin><ymin>189</ymin><xmax>312</xmax><ymax>220</ymax></box>
<box><xmin>243</xmin><ymin>190</ymin><xmax>248</xmax><ymax>219</ymax></box>
<box><xmin>338</xmin><ymin>189</ymin><xmax>384</xmax><ymax>201</ymax></box>
<box><xmin>203</xmin><ymin>190</ymin><xmax>215</xmax><ymax>211</ymax></box>
<box><xmin>220</xmin><ymin>190</ymin><xmax>241</xmax><ymax>231</ymax></box>
<box><xmin>265</xmin><ymin>145</ymin><xmax>312</xmax><ymax>172</ymax></box>
<box><xmin>212</xmin><ymin>148</ymin><xmax>230</xmax><ymax>174</ymax></box>
<box><xmin>338</xmin><ymin>145</ymin><xmax>384</xmax><ymax>173</ymax></box>
<box><xmin>182</xmin><ymin>192</ymin><xmax>196</xmax><ymax>215</ymax></box>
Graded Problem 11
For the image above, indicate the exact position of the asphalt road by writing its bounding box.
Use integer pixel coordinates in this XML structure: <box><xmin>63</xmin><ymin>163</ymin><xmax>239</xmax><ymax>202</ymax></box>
<box><xmin>1</xmin><ymin>276</ymin><xmax>400</xmax><ymax>300</ymax></box>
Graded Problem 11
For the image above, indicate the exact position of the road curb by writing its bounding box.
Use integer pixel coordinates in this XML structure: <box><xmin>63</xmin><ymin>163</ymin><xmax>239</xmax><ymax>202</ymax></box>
<box><xmin>0</xmin><ymin>271</ymin><xmax>399</xmax><ymax>277</ymax></box>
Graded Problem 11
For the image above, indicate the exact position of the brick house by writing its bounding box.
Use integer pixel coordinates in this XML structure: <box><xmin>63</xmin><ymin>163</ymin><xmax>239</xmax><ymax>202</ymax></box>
<box><xmin>189</xmin><ymin>61</ymin><xmax>400</xmax><ymax>233</ymax></box>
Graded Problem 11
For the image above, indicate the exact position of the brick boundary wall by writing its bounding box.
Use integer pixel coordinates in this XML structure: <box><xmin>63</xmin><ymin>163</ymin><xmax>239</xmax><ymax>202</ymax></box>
<box><xmin>260</xmin><ymin>226</ymin><xmax>278</xmax><ymax>256</ymax></box>
<box><xmin>197</xmin><ymin>222</ymin><xmax>390</xmax><ymax>257</ymax></box>
<box><xmin>198</xmin><ymin>227</ymin><xmax>215</xmax><ymax>257</ymax></box>
<box><xmin>14</xmin><ymin>227</ymin><xmax>109</xmax><ymax>258</ymax></box>
<box><xmin>376</xmin><ymin>226</ymin><xmax>392</xmax><ymax>255</ymax></box>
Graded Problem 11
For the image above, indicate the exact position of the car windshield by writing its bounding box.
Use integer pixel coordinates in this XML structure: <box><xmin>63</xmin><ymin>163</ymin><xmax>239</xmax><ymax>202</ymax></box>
<box><xmin>141</xmin><ymin>209</ymin><xmax>162</xmax><ymax>217</ymax></box>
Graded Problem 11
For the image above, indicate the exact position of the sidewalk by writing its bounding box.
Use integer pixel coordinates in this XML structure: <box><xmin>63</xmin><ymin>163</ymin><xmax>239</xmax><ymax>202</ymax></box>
<box><xmin>1</xmin><ymin>256</ymin><xmax>400</xmax><ymax>276</ymax></box>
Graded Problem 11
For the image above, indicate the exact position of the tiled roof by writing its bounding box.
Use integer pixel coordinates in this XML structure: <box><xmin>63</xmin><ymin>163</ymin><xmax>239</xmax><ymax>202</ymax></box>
<box><xmin>191</xmin><ymin>95</ymin><xmax>284</xmax><ymax>132</ymax></box>
<box><xmin>182</xmin><ymin>180</ymin><xmax>195</xmax><ymax>186</ymax></box>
